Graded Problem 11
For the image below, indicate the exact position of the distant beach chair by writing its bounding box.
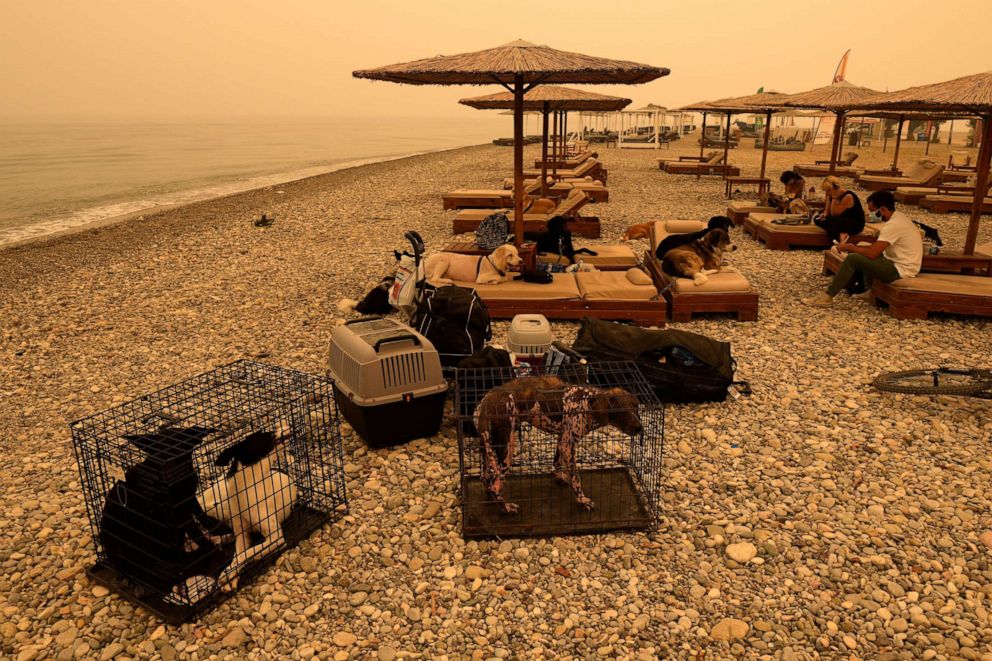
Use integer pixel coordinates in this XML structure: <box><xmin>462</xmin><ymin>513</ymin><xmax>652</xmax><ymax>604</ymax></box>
<box><xmin>792</xmin><ymin>152</ymin><xmax>862</xmax><ymax>178</ymax></box>
<box><xmin>857</xmin><ymin>159</ymin><xmax>944</xmax><ymax>192</ymax></box>
<box><xmin>452</xmin><ymin>188</ymin><xmax>600</xmax><ymax>237</ymax></box>
<box><xmin>661</xmin><ymin>152</ymin><xmax>740</xmax><ymax>177</ymax></box>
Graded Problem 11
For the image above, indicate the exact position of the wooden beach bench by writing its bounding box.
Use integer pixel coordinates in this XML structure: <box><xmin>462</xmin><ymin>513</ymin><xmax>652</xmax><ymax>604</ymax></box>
<box><xmin>656</xmin><ymin>151</ymin><xmax>716</xmax><ymax>170</ymax></box>
<box><xmin>532</xmin><ymin>150</ymin><xmax>597</xmax><ymax>169</ymax></box>
<box><xmin>742</xmin><ymin>213</ymin><xmax>881</xmax><ymax>251</ymax></box>
<box><xmin>452</xmin><ymin>189</ymin><xmax>600</xmax><ymax>238</ymax></box>
<box><xmin>518</xmin><ymin>158</ymin><xmax>607</xmax><ymax>184</ymax></box>
<box><xmin>429</xmin><ymin>269</ymin><xmax>668</xmax><ymax>325</ymax></box>
<box><xmin>647</xmin><ymin>221</ymin><xmax>759</xmax><ymax>322</ymax></box>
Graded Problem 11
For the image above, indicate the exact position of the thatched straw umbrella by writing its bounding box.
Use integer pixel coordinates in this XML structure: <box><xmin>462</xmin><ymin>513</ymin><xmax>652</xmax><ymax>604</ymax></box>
<box><xmin>848</xmin><ymin>71</ymin><xmax>992</xmax><ymax>255</ymax></box>
<box><xmin>354</xmin><ymin>40</ymin><xmax>668</xmax><ymax>245</ymax></box>
<box><xmin>460</xmin><ymin>86</ymin><xmax>631</xmax><ymax>195</ymax></box>
<box><xmin>762</xmin><ymin>81</ymin><xmax>879</xmax><ymax>173</ymax></box>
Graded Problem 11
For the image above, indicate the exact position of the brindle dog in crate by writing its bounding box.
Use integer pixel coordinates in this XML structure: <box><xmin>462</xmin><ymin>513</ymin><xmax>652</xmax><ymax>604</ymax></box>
<box><xmin>473</xmin><ymin>376</ymin><xmax>643</xmax><ymax>514</ymax></box>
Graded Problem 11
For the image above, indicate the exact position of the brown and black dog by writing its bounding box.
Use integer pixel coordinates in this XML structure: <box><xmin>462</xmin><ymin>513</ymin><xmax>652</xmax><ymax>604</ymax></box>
<box><xmin>661</xmin><ymin>227</ymin><xmax>736</xmax><ymax>286</ymax></box>
<box><xmin>473</xmin><ymin>376</ymin><xmax>643</xmax><ymax>514</ymax></box>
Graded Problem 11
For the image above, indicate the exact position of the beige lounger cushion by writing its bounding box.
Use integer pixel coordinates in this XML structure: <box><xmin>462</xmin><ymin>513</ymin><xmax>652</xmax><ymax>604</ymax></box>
<box><xmin>887</xmin><ymin>274</ymin><xmax>992</xmax><ymax>297</ymax></box>
<box><xmin>582</xmin><ymin>245</ymin><xmax>638</xmax><ymax>267</ymax></box>
<box><xmin>651</xmin><ymin>219</ymin><xmax>707</xmax><ymax>250</ymax></box>
<box><xmin>862</xmin><ymin>160</ymin><xmax>941</xmax><ymax>186</ymax></box>
<box><xmin>751</xmin><ymin>215</ymin><xmax>881</xmax><ymax>237</ymax></box>
<box><xmin>976</xmin><ymin>242</ymin><xmax>992</xmax><ymax>257</ymax></box>
<box><xmin>626</xmin><ymin>267</ymin><xmax>653</xmax><ymax>285</ymax></box>
<box><xmin>430</xmin><ymin>275</ymin><xmax>581</xmax><ymax>300</ymax></box>
<box><xmin>576</xmin><ymin>272</ymin><xmax>658</xmax><ymax>300</ymax></box>
<box><xmin>670</xmin><ymin>266</ymin><xmax>751</xmax><ymax>293</ymax></box>
<box><xmin>446</xmin><ymin>189</ymin><xmax>509</xmax><ymax>197</ymax></box>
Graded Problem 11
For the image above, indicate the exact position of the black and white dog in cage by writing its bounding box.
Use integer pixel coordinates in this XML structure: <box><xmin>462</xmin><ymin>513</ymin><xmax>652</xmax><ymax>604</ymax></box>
<box><xmin>71</xmin><ymin>361</ymin><xmax>348</xmax><ymax>623</ymax></box>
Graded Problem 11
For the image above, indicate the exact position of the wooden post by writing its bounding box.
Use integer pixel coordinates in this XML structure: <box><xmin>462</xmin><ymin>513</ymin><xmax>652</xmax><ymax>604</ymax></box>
<box><xmin>948</xmin><ymin>119</ymin><xmax>954</xmax><ymax>146</ymax></box>
<box><xmin>759</xmin><ymin>110</ymin><xmax>772</xmax><ymax>180</ymax></box>
<box><xmin>925</xmin><ymin>119</ymin><xmax>933</xmax><ymax>156</ymax></box>
<box><xmin>552</xmin><ymin>111</ymin><xmax>559</xmax><ymax>177</ymax></box>
<box><xmin>892</xmin><ymin>116</ymin><xmax>905</xmax><ymax>170</ymax></box>
<box><xmin>963</xmin><ymin>113</ymin><xmax>992</xmax><ymax>255</ymax></box>
<box><xmin>540</xmin><ymin>102</ymin><xmax>549</xmax><ymax>196</ymax></box>
<box><xmin>513</xmin><ymin>75</ymin><xmax>524</xmax><ymax>248</ymax></box>
<box><xmin>723</xmin><ymin>112</ymin><xmax>731</xmax><ymax>174</ymax></box>
<box><xmin>882</xmin><ymin>121</ymin><xmax>889</xmax><ymax>153</ymax></box>
<box><xmin>563</xmin><ymin>111</ymin><xmax>568</xmax><ymax>154</ymax></box>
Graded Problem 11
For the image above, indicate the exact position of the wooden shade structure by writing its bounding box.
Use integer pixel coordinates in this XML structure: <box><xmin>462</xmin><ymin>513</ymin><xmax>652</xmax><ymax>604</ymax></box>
<box><xmin>848</xmin><ymin>71</ymin><xmax>992</xmax><ymax>255</ymax></box>
<box><xmin>354</xmin><ymin>40</ymin><xmax>668</xmax><ymax>245</ymax></box>
<box><xmin>847</xmin><ymin>110</ymin><xmax>974</xmax><ymax>171</ymax></box>
<box><xmin>460</xmin><ymin>86</ymin><xmax>631</xmax><ymax>194</ymax></box>
<box><xmin>760</xmin><ymin>81</ymin><xmax>879</xmax><ymax>173</ymax></box>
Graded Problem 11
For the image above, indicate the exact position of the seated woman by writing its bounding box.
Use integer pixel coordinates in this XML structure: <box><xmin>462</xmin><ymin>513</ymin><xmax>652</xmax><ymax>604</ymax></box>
<box><xmin>779</xmin><ymin>174</ymin><xmax>808</xmax><ymax>215</ymax></box>
<box><xmin>765</xmin><ymin>171</ymin><xmax>797</xmax><ymax>209</ymax></box>
<box><xmin>815</xmin><ymin>176</ymin><xmax>864</xmax><ymax>243</ymax></box>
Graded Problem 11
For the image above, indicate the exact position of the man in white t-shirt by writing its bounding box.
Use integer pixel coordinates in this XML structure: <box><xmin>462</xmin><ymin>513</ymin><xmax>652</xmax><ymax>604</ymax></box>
<box><xmin>803</xmin><ymin>190</ymin><xmax>923</xmax><ymax>307</ymax></box>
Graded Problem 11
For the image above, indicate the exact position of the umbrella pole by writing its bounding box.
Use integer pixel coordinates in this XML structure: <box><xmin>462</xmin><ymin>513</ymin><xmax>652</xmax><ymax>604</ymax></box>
<box><xmin>699</xmin><ymin>112</ymin><xmax>707</xmax><ymax>159</ymax></box>
<box><xmin>963</xmin><ymin>113</ymin><xmax>992</xmax><ymax>255</ymax></box>
<box><xmin>513</xmin><ymin>75</ymin><xmax>524</xmax><ymax>248</ymax></box>
<box><xmin>759</xmin><ymin>110</ymin><xmax>772</xmax><ymax>180</ymax></box>
<box><xmin>883</xmin><ymin>124</ymin><xmax>888</xmax><ymax>153</ymax></box>
<box><xmin>948</xmin><ymin>119</ymin><xmax>954</xmax><ymax>146</ymax></box>
<box><xmin>828</xmin><ymin>111</ymin><xmax>844</xmax><ymax>174</ymax></box>
<box><xmin>563</xmin><ymin>112</ymin><xmax>568</xmax><ymax>154</ymax></box>
<box><xmin>722</xmin><ymin>112</ymin><xmax>731</xmax><ymax>179</ymax></box>
<box><xmin>541</xmin><ymin>103</ymin><xmax>550</xmax><ymax>197</ymax></box>
<box><xmin>925</xmin><ymin>119</ymin><xmax>932</xmax><ymax>156</ymax></box>
<box><xmin>552</xmin><ymin>111</ymin><xmax>559</xmax><ymax>178</ymax></box>
<box><xmin>893</xmin><ymin>116</ymin><xmax>904</xmax><ymax>171</ymax></box>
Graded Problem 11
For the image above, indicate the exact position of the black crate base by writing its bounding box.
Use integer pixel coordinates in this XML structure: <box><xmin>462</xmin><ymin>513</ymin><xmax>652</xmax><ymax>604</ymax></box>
<box><xmin>87</xmin><ymin>506</ymin><xmax>329</xmax><ymax>624</ymax></box>
<box><xmin>461</xmin><ymin>467</ymin><xmax>651</xmax><ymax>539</ymax></box>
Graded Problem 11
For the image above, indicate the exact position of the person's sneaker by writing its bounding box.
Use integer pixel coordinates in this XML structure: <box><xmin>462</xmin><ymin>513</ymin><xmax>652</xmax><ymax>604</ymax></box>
<box><xmin>802</xmin><ymin>292</ymin><xmax>834</xmax><ymax>307</ymax></box>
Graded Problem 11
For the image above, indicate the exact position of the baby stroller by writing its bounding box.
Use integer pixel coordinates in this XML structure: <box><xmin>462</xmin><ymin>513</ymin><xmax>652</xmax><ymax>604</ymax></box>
<box><xmin>396</xmin><ymin>231</ymin><xmax>493</xmax><ymax>369</ymax></box>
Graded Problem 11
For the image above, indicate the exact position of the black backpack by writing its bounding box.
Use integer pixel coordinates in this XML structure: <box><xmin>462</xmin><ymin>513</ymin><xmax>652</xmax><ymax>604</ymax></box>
<box><xmin>414</xmin><ymin>285</ymin><xmax>493</xmax><ymax>367</ymax></box>
<box><xmin>572</xmin><ymin>317</ymin><xmax>736</xmax><ymax>403</ymax></box>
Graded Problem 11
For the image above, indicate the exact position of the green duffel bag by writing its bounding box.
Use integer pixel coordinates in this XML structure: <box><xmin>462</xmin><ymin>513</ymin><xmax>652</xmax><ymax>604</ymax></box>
<box><xmin>572</xmin><ymin>317</ymin><xmax>736</xmax><ymax>403</ymax></box>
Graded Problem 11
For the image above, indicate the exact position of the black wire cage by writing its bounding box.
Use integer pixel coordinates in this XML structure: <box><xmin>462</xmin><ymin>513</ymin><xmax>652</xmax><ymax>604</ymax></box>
<box><xmin>70</xmin><ymin>360</ymin><xmax>349</xmax><ymax>623</ymax></box>
<box><xmin>455</xmin><ymin>360</ymin><xmax>664</xmax><ymax>539</ymax></box>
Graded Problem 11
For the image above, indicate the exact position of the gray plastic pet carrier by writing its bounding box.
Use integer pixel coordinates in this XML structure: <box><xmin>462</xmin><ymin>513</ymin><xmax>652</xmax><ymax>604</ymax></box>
<box><xmin>328</xmin><ymin>317</ymin><xmax>447</xmax><ymax>447</ymax></box>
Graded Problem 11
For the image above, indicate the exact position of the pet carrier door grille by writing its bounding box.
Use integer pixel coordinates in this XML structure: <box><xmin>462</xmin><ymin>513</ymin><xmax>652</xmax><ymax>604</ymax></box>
<box><xmin>70</xmin><ymin>360</ymin><xmax>349</xmax><ymax>624</ymax></box>
<box><xmin>455</xmin><ymin>360</ymin><xmax>664</xmax><ymax>539</ymax></box>
<box><xmin>380</xmin><ymin>353</ymin><xmax>426</xmax><ymax>389</ymax></box>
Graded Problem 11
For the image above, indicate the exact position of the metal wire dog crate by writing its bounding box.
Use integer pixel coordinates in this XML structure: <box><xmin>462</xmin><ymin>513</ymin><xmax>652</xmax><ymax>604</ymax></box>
<box><xmin>70</xmin><ymin>360</ymin><xmax>348</xmax><ymax>623</ymax></box>
<box><xmin>455</xmin><ymin>361</ymin><xmax>664</xmax><ymax>539</ymax></box>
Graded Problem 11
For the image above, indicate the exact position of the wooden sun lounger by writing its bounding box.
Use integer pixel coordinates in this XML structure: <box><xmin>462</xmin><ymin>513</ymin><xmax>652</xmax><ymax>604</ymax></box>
<box><xmin>822</xmin><ymin>246</ymin><xmax>992</xmax><ymax>278</ymax></box>
<box><xmin>857</xmin><ymin>160</ymin><xmax>944</xmax><ymax>192</ymax></box>
<box><xmin>520</xmin><ymin>158</ymin><xmax>607</xmax><ymax>184</ymax></box>
<box><xmin>536</xmin><ymin>244</ymin><xmax>640</xmax><ymax>271</ymax></box>
<box><xmin>532</xmin><ymin>150</ymin><xmax>597</xmax><ymax>169</ymax></box>
<box><xmin>939</xmin><ymin>170</ymin><xmax>971</xmax><ymax>183</ymax></box>
<box><xmin>893</xmin><ymin>183</ymin><xmax>977</xmax><ymax>205</ymax></box>
<box><xmin>792</xmin><ymin>153</ymin><xmax>861</xmax><ymax>178</ymax></box>
<box><xmin>726</xmin><ymin>200</ymin><xmax>825</xmax><ymax>225</ymax></box>
<box><xmin>656</xmin><ymin>151</ymin><xmax>717</xmax><ymax>170</ymax></box>
<box><xmin>644</xmin><ymin>253</ymin><xmax>758</xmax><ymax>322</ymax></box>
<box><xmin>442</xmin><ymin>180</ymin><xmax>608</xmax><ymax>210</ymax></box>
<box><xmin>869</xmin><ymin>274</ymin><xmax>992</xmax><ymax>319</ymax></box>
<box><xmin>742</xmin><ymin>213</ymin><xmax>880</xmax><ymax>251</ymax></box>
<box><xmin>429</xmin><ymin>270</ymin><xmax>668</xmax><ymax>325</ymax></box>
<box><xmin>452</xmin><ymin>189</ymin><xmax>600</xmax><ymax>238</ymax></box>
<box><xmin>919</xmin><ymin>194</ymin><xmax>992</xmax><ymax>214</ymax></box>
<box><xmin>662</xmin><ymin>152</ymin><xmax>740</xmax><ymax>177</ymax></box>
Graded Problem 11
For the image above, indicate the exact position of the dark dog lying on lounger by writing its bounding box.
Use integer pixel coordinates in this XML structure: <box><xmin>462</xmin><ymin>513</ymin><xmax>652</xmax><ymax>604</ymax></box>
<box><xmin>662</xmin><ymin>227</ymin><xmax>736</xmax><ymax>286</ymax></box>
<box><xmin>474</xmin><ymin>376</ymin><xmax>643</xmax><ymax>514</ymax></box>
<box><xmin>525</xmin><ymin>215</ymin><xmax>598</xmax><ymax>264</ymax></box>
<box><xmin>654</xmin><ymin>215</ymin><xmax>732</xmax><ymax>260</ymax></box>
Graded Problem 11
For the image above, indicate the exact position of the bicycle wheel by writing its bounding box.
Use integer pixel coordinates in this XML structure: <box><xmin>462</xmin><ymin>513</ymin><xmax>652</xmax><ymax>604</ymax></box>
<box><xmin>872</xmin><ymin>368</ymin><xmax>992</xmax><ymax>397</ymax></box>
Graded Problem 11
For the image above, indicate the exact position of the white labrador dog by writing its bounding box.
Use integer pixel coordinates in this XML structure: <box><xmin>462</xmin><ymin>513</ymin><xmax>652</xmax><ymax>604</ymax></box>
<box><xmin>424</xmin><ymin>244</ymin><xmax>524</xmax><ymax>285</ymax></box>
<box><xmin>198</xmin><ymin>431</ymin><xmax>298</xmax><ymax>592</ymax></box>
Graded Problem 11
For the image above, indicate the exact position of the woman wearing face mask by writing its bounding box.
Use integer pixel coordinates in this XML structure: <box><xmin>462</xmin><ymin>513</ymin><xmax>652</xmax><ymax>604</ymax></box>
<box><xmin>815</xmin><ymin>176</ymin><xmax>865</xmax><ymax>243</ymax></box>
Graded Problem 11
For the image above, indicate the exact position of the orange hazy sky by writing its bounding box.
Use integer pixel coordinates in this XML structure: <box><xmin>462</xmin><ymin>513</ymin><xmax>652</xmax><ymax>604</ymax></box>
<box><xmin>3</xmin><ymin>0</ymin><xmax>990</xmax><ymax>120</ymax></box>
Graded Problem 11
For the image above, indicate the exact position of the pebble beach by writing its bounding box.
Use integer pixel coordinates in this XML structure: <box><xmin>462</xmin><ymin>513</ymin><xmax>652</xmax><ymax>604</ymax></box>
<box><xmin>2</xmin><ymin>136</ymin><xmax>992</xmax><ymax>660</ymax></box>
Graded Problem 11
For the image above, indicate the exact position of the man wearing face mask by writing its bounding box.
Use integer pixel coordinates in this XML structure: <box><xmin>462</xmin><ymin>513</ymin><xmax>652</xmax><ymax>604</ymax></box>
<box><xmin>803</xmin><ymin>190</ymin><xmax>923</xmax><ymax>307</ymax></box>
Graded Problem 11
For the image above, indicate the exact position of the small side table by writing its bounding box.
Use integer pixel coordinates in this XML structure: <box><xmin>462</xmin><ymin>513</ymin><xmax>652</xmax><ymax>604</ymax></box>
<box><xmin>725</xmin><ymin>176</ymin><xmax>771</xmax><ymax>200</ymax></box>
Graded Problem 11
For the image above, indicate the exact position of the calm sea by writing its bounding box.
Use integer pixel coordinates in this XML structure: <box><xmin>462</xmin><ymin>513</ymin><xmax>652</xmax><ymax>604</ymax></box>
<box><xmin>0</xmin><ymin>115</ymin><xmax>508</xmax><ymax>245</ymax></box>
